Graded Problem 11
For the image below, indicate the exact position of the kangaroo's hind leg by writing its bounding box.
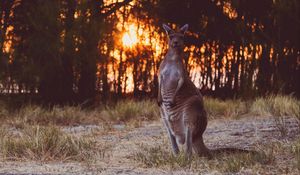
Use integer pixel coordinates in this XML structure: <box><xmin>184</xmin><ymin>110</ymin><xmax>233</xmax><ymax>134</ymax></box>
<box><xmin>187</xmin><ymin>98</ymin><xmax>211</xmax><ymax>158</ymax></box>
<box><xmin>183</xmin><ymin>105</ymin><xmax>196</xmax><ymax>160</ymax></box>
<box><xmin>161</xmin><ymin>108</ymin><xmax>179</xmax><ymax>155</ymax></box>
<box><xmin>192</xmin><ymin>113</ymin><xmax>211</xmax><ymax>158</ymax></box>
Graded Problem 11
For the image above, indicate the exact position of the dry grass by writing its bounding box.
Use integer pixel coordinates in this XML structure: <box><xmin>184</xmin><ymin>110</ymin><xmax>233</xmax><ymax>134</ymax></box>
<box><xmin>250</xmin><ymin>95</ymin><xmax>300</xmax><ymax>119</ymax></box>
<box><xmin>1</xmin><ymin>95</ymin><xmax>299</xmax><ymax>127</ymax></box>
<box><xmin>133</xmin><ymin>144</ymin><xmax>191</xmax><ymax>168</ymax></box>
<box><xmin>292</xmin><ymin>138</ymin><xmax>300</xmax><ymax>170</ymax></box>
<box><xmin>0</xmin><ymin>95</ymin><xmax>299</xmax><ymax>173</ymax></box>
<box><xmin>204</xmin><ymin>98</ymin><xmax>247</xmax><ymax>119</ymax></box>
<box><xmin>211</xmin><ymin>150</ymin><xmax>275</xmax><ymax>173</ymax></box>
<box><xmin>0</xmin><ymin>100</ymin><xmax>9</xmax><ymax>120</ymax></box>
<box><xmin>13</xmin><ymin>105</ymin><xmax>86</xmax><ymax>126</ymax></box>
<box><xmin>5</xmin><ymin>106</ymin><xmax>105</xmax><ymax>128</ymax></box>
<box><xmin>250</xmin><ymin>95</ymin><xmax>300</xmax><ymax>136</ymax></box>
<box><xmin>101</xmin><ymin>99</ymin><xmax>159</xmax><ymax>123</ymax></box>
<box><xmin>1</xmin><ymin>100</ymin><xmax>159</xmax><ymax>127</ymax></box>
<box><xmin>204</xmin><ymin>95</ymin><xmax>299</xmax><ymax>121</ymax></box>
<box><xmin>0</xmin><ymin>125</ymin><xmax>103</xmax><ymax>162</ymax></box>
<box><xmin>203</xmin><ymin>95</ymin><xmax>299</xmax><ymax>136</ymax></box>
<box><xmin>132</xmin><ymin>143</ymin><xmax>277</xmax><ymax>173</ymax></box>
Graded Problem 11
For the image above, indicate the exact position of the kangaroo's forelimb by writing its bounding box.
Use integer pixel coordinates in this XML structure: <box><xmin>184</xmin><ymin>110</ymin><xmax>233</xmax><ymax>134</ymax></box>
<box><xmin>157</xmin><ymin>74</ymin><xmax>163</xmax><ymax>106</ymax></box>
<box><xmin>170</xmin><ymin>76</ymin><xmax>184</xmax><ymax>106</ymax></box>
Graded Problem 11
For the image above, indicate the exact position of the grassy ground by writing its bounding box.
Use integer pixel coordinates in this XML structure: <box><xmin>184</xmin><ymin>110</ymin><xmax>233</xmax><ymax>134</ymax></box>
<box><xmin>0</xmin><ymin>99</ymin><xmax>159</xmax><ymax>127</ymax></box>
<box><xmin>0</xmin><ymin>95</ymin><xmax>299</xmax><ymax>174</ymax></box>
<box><xmin>1</xmin><ymin>95</ymin><xmax>299</xmax><ymax>126</ymax></box>
<box><xmin>0</xmin><ymin>125</ymin><xmax>101</xmax><ymax>162</ymax></box>
<box><xmin>132</xmin><ymin>143</ymin><xmax>277</xmax><ymax>173</ymax></box>
<box><xmin>204</xmin><ymin>95</ymin><xmax>300</xmax><ymax>120</ymax></box>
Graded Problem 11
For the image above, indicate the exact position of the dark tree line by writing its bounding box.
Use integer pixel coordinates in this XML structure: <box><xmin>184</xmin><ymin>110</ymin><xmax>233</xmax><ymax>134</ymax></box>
<box><xmin>0</xmin><ymin>0</ymin><xmax>299</xmax><ymax>106</ymax></box>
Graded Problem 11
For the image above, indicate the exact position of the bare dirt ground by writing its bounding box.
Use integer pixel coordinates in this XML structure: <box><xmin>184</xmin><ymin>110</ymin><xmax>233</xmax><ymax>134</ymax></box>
<box><xmin>0</xmin><ymin>116</ymin><xmax>299</xmax><ymax>175</ymax></box>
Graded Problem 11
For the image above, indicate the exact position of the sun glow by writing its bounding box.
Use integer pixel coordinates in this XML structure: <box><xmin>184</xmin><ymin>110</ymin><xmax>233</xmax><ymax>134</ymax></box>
<box><xmin>122</xmin><ymin>24</ymin><xmax>138</xmax><ymax>47</ymax></box>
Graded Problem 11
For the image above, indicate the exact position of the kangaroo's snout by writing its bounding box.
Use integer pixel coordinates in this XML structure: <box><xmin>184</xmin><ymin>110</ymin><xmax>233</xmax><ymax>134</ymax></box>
<box><xmin>170</xmin><ymin>35</ymin><xmax>184</xmax><ymax>49</ymax></box>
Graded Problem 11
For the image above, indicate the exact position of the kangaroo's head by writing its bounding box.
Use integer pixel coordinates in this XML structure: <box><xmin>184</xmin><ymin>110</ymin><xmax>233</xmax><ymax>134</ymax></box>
<box><xmin>163</xmin><ymin>24</ymin><xmax>188</xmax><ymax>52</ymax></box>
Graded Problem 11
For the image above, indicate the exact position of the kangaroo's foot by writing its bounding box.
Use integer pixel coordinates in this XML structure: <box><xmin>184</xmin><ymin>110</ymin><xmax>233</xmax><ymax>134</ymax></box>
<box><xmin>192</xmin><ymin>136</ymin><xmax>212</xmax><ymax>158</ymax></box>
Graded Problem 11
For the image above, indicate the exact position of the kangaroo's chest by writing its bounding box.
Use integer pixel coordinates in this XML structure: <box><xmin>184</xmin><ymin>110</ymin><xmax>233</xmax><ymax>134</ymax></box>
<box><xmin>160</xmin><ymin>62</ymin><xmax>182</xmax><ymax>90</ymax></box>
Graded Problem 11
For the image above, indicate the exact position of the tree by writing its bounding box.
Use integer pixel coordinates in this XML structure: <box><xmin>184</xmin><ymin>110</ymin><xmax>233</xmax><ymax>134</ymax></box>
<box><xmin>77</xmin><ymin>0</ymin><xmax>133</xmax><ymax>106</ymax></box>
<box><xmin>0</xmin><ymin>0</ymin><xmax>14</xmax><ymax>90</ymax></box>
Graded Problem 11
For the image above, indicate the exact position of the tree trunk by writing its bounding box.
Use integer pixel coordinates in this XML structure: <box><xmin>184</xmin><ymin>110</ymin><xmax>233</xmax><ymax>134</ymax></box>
<box><xmin>61</xmin><ymin>0</ymin><xmax>76</xmax><ymax>103</ymax></box>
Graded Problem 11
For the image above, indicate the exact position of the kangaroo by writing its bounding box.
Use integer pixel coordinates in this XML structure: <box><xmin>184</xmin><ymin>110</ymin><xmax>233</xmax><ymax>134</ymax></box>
<box><xmin>158</xmin><ymin>24</ymin><xmax>210</xmax><ymax>159</ymax></box>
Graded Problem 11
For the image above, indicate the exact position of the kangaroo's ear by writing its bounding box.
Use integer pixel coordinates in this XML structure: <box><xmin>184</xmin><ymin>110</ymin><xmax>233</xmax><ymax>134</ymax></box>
<box><xmin>180</xmin><ymin>24</ymin><xmax>189</xmax><ymax>34</ymax></box>
<box><xmin>163</xmin><ymin>23</ymin><xmax>174</xmax><ymax>35</ymax></box>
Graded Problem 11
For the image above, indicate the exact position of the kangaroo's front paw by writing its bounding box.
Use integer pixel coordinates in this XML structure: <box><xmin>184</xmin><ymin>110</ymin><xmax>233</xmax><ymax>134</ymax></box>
<box><xmin>157</xmin><ymin>99</ymin><xmax>162</xmax><ymax>106</ymax></box>
<box><xmin>170</xmin><ymin>99</ymin><xmax>176</xmax><ymax>107</ymax></box>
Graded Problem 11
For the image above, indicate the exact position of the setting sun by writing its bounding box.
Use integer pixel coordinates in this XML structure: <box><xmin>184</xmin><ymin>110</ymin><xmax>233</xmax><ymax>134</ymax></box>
<box><xmin>122</xmin><ymin>24</ymin><xmax>138</xmax><ymax>47</ymax></box>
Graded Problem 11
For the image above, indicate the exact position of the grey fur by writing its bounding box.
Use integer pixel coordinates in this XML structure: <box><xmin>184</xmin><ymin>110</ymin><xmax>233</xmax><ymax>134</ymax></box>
<box><xmin>158</xmin><ymin>24</ymin><xmax>210</xmax><ymax>159</ymax></box>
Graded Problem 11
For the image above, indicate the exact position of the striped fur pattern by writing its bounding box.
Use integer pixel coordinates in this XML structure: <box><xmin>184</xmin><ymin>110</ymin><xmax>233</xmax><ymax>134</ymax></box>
<box><xmin>158</xmin><ymin>24</ymin><xmax>210</xmax><ymax>159</ymax></box>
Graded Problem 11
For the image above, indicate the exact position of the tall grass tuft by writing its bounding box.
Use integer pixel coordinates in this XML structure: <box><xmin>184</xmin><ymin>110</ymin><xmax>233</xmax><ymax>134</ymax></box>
<box><xmin>101</xmin><ymin>99</ymin><xmax>159</xmax><ymax>122</ymax></box>
<box><xmin>0</xmin><ymin>125</ymin><xmax>99</xmax><ymax>161</ymax></box>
